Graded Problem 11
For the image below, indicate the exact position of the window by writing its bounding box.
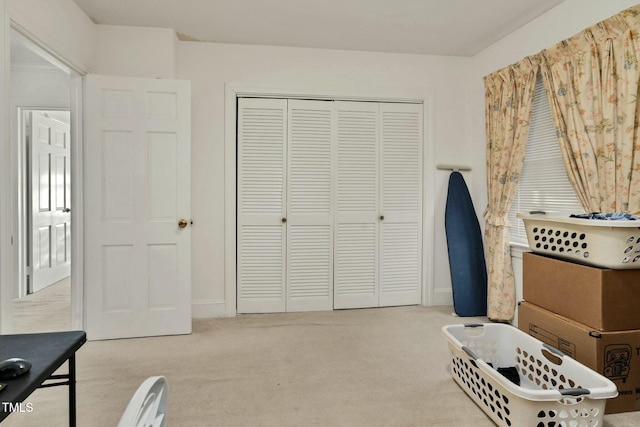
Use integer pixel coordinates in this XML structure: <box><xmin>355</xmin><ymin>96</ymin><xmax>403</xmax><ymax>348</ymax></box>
<box><xmin>508</xmin><ymin>75</ymin><xmax>583</xmax><ymax>245</ymax></box>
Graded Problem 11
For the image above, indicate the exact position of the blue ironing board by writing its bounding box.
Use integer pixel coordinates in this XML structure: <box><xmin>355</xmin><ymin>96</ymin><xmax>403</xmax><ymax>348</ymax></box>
<box><xmin>444</xmin><ymin>171</ymin><xmax>488</xmax><ymax>316</ymax></box>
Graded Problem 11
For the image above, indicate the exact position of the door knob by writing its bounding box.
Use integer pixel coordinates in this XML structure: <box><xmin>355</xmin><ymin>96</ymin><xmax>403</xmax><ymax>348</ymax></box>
<box><xmin>63</xmin><ymin>208</ymin><xmax>71</xmax><ymax>213</ymax></box>
<box><xmin>178</xmin><ymin>219</ymin><xmax>188</xmax><ymax>228</ymax></box>
<box><xmin>282</xmin><ymin>218</ymin><xmax>287</xmax><ymax>223</ymax></box>
<box><xmin>380</xmin><ymin>215</ymin><xmax>384</xmax><ymax>220</ymax></box>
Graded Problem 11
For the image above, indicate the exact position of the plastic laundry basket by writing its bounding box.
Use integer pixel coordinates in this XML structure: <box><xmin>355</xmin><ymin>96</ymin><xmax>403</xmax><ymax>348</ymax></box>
<box><xmin>518</xmin><ymin>212</ymin><xmax>640</xmax><ymax>269</ymax></box>
<box><xmin>442</xmin><ymin>323</ymin><xmax>617</xmax><ymax>427</ymax></box>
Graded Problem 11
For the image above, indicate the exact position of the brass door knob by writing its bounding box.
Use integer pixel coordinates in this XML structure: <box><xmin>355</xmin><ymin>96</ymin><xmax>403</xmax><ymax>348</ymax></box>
<box><xmin>178</xmin><ymin>219</ymin><xmax>188</xmax><ymax>228</ymax></box>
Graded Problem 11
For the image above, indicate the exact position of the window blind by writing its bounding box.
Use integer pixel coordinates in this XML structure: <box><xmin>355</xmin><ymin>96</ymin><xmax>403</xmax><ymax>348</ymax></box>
<box><xmin>508</xmin><ymin>76</ymin><xmax>583</xmax><ymax>245</ymax></box>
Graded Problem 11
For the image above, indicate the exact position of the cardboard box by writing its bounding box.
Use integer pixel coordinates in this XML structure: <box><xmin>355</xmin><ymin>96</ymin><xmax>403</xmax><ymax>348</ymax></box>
<box><xmin>523</xmin><ymin>252</ymin><xmax>640</xmax><ymax>331</ymax></box>
<box><xmin>519</xmin><ymin>301</ymin><xmax>640</xmax><ymax>414</ymax></box>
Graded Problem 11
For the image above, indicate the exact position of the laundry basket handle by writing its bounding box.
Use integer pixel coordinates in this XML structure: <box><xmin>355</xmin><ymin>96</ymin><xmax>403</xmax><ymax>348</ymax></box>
<box><xmin>463</xmin><ymin>323</ymin><xmax>484</xmax><ymax>328</ymax></box>
<box><xmin>462</xmin><ymin>346</ymin><xmax>479</xmax><ymax>365</ymax></box>
<box><xmin>560</xmin><ymin>388</ymin><xmax>590</xmax><ymax>397</ymax></box>
<box><xmin>542</xmin><ymin>343</ymin><xmax>566</xmax><ymax>358</ymax></box>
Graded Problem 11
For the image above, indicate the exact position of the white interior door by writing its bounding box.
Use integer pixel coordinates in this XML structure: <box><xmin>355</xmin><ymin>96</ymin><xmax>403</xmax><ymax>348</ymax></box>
<box><xmin>84</xmin><ymin>74</ymin><xmax>191</xmax><ymax>340</ymax></box>
<box><xmin>30</xmin><ymin>111</ymin><xmax>71</xmax><ymax>293</ymax></box>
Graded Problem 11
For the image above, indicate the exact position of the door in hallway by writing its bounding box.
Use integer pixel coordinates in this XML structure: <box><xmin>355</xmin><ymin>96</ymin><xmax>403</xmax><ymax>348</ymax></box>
<box><xmin>30</xmin><ymin>111</ymin><xmax>71</xmax><ymax>293</ymax></box>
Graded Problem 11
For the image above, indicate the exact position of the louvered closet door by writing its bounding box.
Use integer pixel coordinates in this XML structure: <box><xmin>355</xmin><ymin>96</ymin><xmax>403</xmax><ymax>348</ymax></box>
<box><xmin>237</xmin><ymin>98</ymin><xmax>287</xmax><ymax>313</ymax></box>
<box><xmin>379</xmin><ymin>103</ymin><xmax>423</xmax><ymax>306</ymax></box>
<box><xmin>334</xmin><ymin>102</ymin><xmax>379</xmax><ymax>309</ymax></box>
<box><xmin>286</xmin><ymin>100</ymin><xmax>334</xmax><ymax>311</ymax></box>
<box><xmin>237</xmin><ymin>98</ymin><xmax>422</xmax><ymax>313</ymax></box>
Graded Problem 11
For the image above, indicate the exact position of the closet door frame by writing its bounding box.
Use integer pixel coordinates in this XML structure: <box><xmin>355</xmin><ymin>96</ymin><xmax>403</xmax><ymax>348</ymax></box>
<box><xmin>224</xmin><ymin>84</ymin><xmax>435</xmax><ymax>317</ymax></box>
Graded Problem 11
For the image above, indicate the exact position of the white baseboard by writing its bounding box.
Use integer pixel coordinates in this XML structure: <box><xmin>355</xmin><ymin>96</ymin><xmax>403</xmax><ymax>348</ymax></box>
<box><xmin>192</xmin><ymin>299</ymin><xmax>229</xmax><ymax>318</ymax></box>
<box><xmin>431</xmin><ymin>289</ymin><xmax>453</xmax><ymax>306</ymax></box>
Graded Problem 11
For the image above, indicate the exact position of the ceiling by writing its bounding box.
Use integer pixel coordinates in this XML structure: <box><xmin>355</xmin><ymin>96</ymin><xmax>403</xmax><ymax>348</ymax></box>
<box><xmin>71</xmin><ymin>0</ymin><xmax>565</xmax><ymax>57</ymax></box>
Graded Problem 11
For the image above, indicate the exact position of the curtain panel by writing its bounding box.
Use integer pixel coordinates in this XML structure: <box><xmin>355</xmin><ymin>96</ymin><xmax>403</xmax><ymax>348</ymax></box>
<box><xmin>540</xmin><ymin>6</ymin><xmax>640</xmax><ymax>213</ymax></box>
<box><xmin>483</xmin><ymin>57</ymin><xmax>538</xmax><ymax>322</ymax></box>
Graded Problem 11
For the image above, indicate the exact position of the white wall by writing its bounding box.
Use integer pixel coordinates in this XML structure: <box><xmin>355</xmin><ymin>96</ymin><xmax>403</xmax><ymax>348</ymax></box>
<box><xmin>0</xmin><ymin>0</ymin><xmax>95</xmax><ymax>331</ymax></box>
<box><xmin>179</xmin><ymin>42</ymin><xmax>472</xmax><ymax>316</ymax></box>
<box><xmin>4</xmin><ymin>0</ymin><xmax>95</xmax><ymax>72</ymax></box>
<box><xmin>10</xmin><ymin>66</ymin><xmax>70</xmax><ymax>102</ymax></box>
<box><xmin>470</xmin><ymin>0</ymin><xmax>640</xmax><ymax>322</ymax></box>
<box><xmin>95</xmin><ymin>25</ymin><xmax>178</xmax><ymax>78</ymax></box>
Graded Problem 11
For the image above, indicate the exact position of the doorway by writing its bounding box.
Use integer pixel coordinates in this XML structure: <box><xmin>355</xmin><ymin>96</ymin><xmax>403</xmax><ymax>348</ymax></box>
<box><xmin>10</xmin><ymin>34</ymin><xmax>72</xmax><ymax>333</ymax></box>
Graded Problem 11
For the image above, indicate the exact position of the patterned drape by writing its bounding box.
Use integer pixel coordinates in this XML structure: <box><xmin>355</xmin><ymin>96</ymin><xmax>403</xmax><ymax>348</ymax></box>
<box><xmin>484</xmin><ymin>57</ymin><xmax>538</xmax><ymax>322</ymax></box>
<box><xmin>540</xmin><ymin>6</ymin><xmax>640</xmax><ymax>213</ymax></box>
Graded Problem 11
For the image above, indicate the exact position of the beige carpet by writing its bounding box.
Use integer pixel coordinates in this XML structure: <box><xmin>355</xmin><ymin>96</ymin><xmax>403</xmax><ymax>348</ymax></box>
<box><xmin>5</xmin><ymin>285</ymin><xmax>640</xmax><ymax>426</ymax></box>
<box><xmin>11</xmin><ymin>277</ymin><xmax>71</xmax><ymax>334</ymax></box>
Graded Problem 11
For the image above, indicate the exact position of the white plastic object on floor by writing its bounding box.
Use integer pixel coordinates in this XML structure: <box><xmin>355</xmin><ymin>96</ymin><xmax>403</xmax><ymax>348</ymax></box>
<box><xmin>117</xmin><ymin>376</ymin><xmax>168</xmax><ymax>427</ymax></box>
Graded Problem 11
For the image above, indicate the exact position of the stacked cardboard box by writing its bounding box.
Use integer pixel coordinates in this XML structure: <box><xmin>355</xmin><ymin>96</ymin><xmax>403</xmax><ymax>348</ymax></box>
<box><xmin>518</xmin><ymin>252</ymin><xmax>640</xmax><ymax>414</ymax></box>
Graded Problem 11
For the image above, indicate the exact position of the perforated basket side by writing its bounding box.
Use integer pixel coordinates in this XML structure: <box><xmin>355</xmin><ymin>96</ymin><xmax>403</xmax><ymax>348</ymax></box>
<box><xmin>447</xmin><ymin>343</ymin><xmax>609</xmax><ymax>427</ymax></box>
<box><xmin>448</xmin><ymin>344</ymin><xmax>515</xmax><ymax>427</ymax></box>
<box><xmin>521</xmin><ymin>215</ymin><xmax>640</xmax><ymax>269</ymax></box>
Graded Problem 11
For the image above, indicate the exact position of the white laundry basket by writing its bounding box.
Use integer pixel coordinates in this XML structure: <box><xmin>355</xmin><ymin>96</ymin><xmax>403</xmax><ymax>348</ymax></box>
<box><xmin>517</xmin><ymin>212</ymin><xmax>640</xmax><ymax>269</ymax></box>
<box><xmin>442</xmin><ymin>323</ymin><xmax>617</xmax><ymax>427</ymax></box>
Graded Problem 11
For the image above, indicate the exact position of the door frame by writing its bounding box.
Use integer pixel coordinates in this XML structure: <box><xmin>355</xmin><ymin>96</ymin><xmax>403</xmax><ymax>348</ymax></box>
<box><xmin>224</xmin><ymin>84</ymin><xmax>435</xmax><ymax>317</ymax></box>
<box><xmin>1</xmin><ymin>20</ymin><xmax>85</xmax><ymax>333</ymax></box>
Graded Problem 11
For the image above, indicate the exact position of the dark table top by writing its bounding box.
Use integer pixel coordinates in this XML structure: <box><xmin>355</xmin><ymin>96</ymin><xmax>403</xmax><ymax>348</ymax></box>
<box><xmin>0</xmin><ymin>330</ymin><xmax>86</xmax><ymax>421</ymax></box>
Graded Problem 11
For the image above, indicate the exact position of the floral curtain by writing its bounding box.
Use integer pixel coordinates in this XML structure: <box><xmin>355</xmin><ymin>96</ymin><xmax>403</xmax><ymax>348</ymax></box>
<box><xmin>484</xmin><ymin>57</ymin><xmax>539</xmax><ymax>322</ymax></box>
<box><xmin>540</xmin><ymin>6</ymin><xmax>640</xmax><ymax>213</ymax></box>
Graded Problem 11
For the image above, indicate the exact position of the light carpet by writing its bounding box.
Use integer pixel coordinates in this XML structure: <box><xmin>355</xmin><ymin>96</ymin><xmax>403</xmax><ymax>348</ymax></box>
<box><xmin>5</xmin><ymin>282</ymin><xmax>640</xmax><ymax>426</ymax></box>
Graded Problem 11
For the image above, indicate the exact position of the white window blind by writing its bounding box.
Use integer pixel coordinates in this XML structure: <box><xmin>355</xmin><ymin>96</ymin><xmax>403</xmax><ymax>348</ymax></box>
<box><xmin>508</xmin><ymin>75</ymin><xmax>584</xmax><ymax>245</ymax></box>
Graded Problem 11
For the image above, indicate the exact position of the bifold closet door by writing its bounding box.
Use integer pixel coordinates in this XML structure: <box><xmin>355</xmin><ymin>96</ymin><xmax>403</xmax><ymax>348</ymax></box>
<box><xmin>379</xmin><ymin>103</ymin><xmax>422</xmax><ymax>306</ymax></box>
<box><xmin>238</xmin><ymin>98</ymin><xmax>422</xmax><ymax>313</ymax></box>
<box><xmin>334</xmin><ymin>101</ymin><xmax>423</xmax><ymax>309</ymax></box>
<box><xmin>237</xmin><ymin>98</ymin><xmax>288</xmax><ymax>313</ymax></box>
<box><xmin>286</xmin><ymin>100</ymin><xmax>334</xmax><ymax>311</ymax></box>
<box><xmin>334</xmin><ymin>102</ymin><xmax>379</xmax><ymax>309</ymax></box>
<box><xmin>237</xmin><ymin>98</ymin><xmax>334</xmax><ymax>313</ymax></box>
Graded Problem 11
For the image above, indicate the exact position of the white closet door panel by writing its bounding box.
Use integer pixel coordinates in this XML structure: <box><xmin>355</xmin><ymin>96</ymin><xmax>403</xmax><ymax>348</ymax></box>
<box><xmin>381</xmin><ymin>105</ymin><xmax>422</xmax><ymax>215</ymax></box>
<box><xmin>286</xmin><ymin>100</ymin><xmax>333</xmax><ymax>311</ymax></box>
<box><xmin>288</xmin><ymin>100</ymin><xmax>332</xmax><ymax>215</ymax></box>
<box><xmin>381</xmin><ymin>222</ymin><xmax>420</xmax><ymax>305</ymax></box>
<box><xmin>287</xmin><ymin>224</ymin><xmax>331</xmax><ymax>311</ymax></box>
<box><xmin>379</xmin><ymin>103</ymin><xmax>423</xmax><ymax>306</ymax></box>
<box><xmin>238</xmin><ymin>224</ymin><xmax>286</xmax><ymax>313</ymax></box>
<box><xmin>334</xmin><ymin>222</ymin><xmax>377</xmax><ymax>308</ymax></box>
<box><xmin>237</xmin><ymin>98</ymin><xmax>287</xmax><ymax>313</ymax></box>
<box><xmin>336</xmin><ymin>107</ymin><xmax>377</xmax><ymax>212</ymax></box>
<box><xmin>334</xmin><ymin>102</ymin><xmax>379</xmax><ymax>309</ymax></box>
<box><xmin>238</xmin><ymin>100</ymin><xmax>287</xmax><ymax>215</ymax></box>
